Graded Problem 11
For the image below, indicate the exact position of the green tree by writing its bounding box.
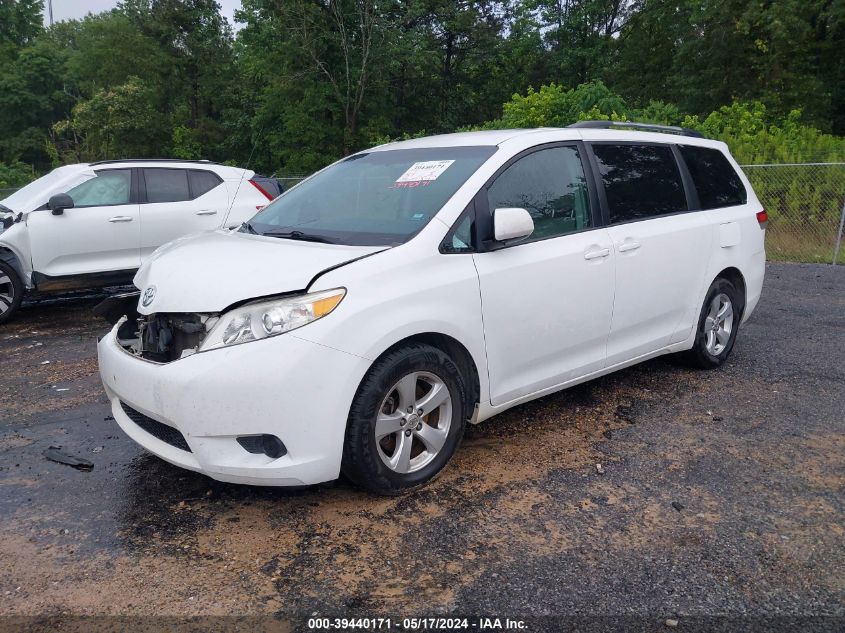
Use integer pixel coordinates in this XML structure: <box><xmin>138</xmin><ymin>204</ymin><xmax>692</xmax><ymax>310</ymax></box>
<box><xmin>0</xmin><ymin>0</ymin><xmax>43</xmax><ymax>62</ymax></box>
<box><xmin>54</xmin><ymin>77</ymin><xmax>168</xmax><ymax>160</ymax></box>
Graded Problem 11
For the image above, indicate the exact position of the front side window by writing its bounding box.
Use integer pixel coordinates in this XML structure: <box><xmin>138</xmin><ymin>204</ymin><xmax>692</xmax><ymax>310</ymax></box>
<box><xmin>487</xmin><ymin>146</ymin><xmax>592</xmax><ymax>241</ymax></box>
<box><xmin>66</xmin><ymin>169</ymin><xmax>131</xmax><ymax>207</ymax></box>
<box><xmin>592</xmin><ymin>144</ymin><xmax>687</xmax><ymax>223</ymax></box>
<box><xmin>679</xmin><ymin>145</ymin><xmax>747</xmax><ymax>209</ymax></box>
<box><xmin>144</xmin><ymin>169</ymin><xmax>190</xmax><ymax>203</ymax></box>
<box><xmin>248</xmin><ymin>146</ymin><xmax>496</xmax><ymax>246</ymax></box>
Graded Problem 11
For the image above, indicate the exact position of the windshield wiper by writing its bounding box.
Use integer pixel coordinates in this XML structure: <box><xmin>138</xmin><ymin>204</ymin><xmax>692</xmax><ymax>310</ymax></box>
<box><xmin>241</xmin><ymin>221</ymin><xmax>259</xmax><ymax>234</ymax></box>
<box><xmin>261</xmin><ymin>230</ymin><xmax>336</xmax><ymax>244</ymax></box>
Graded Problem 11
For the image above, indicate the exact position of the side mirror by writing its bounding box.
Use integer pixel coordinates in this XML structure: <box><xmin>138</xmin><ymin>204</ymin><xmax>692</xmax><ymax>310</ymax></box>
<box><xmin>493</xmin><ymin>207</ymin><xmax>534</xmax><ymax>243</ymax></box>
<box><xmin>48</xmin><ymin>193</ymin><xmax>74</xmax><ymax>216</ymax></box>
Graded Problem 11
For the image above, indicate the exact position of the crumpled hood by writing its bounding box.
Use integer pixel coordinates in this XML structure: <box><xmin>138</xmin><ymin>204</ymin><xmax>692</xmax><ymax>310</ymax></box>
<box><xmin>134</xmin><ymin>230</ymin><xmax>385</xmax><ymax>314</ymax></box>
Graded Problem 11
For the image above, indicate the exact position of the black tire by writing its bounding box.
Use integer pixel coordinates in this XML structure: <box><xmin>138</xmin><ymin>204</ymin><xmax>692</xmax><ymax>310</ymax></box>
<box><xmin>0</xmin><ymin>260</ymin><xmax>23</xmax><ymax>325</ymax></box>
<box><xmin>342</xmin><ymin>343</ymin><xmax>467</xmax><ymax>495</ymax></box>
<box><xmin>680</xmin><ymin>277</ymin><xmax>742</xmax><ymax>369</ymax></box>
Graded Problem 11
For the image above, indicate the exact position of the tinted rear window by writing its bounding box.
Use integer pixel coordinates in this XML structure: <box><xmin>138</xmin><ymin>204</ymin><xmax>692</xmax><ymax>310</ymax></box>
<box><xmin>144</xmin><ymin>169</ymin><xmax>190</xmax><ymax>203</ymax></box>
<box><xmin>592</xmin><ymin>144</ymin><xmax>687</xmax><ymax>223</ymax></box>
<box><xmin>679</xmin><ymin>145</ymin><xmax>747</xmax><ymax>209</ymax></box>
<box><xmin>188</xmin><ymin>170</ymin><xmax>222</xmax><ymax>198</ymax></box>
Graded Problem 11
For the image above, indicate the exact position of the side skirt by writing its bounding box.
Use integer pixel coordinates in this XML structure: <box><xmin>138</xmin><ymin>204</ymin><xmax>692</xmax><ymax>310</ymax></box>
<box><xmin>32</xmin><ymin>269</ymin><xmax>138</xmax><ymax>293</ymax></box>
<box><xmin>475</xmin><ymin>341</ymin><xmax>694</xmax><ymax>423</ymax></box>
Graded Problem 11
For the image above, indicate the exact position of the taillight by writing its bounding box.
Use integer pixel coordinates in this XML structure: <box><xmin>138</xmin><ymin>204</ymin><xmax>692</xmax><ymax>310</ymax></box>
<box><xmin>756</xmin><ymin>209</ymin><xmax>768</xmax><ymax>229</ymax></box>
<box><xmin>249</xmin><ymin>179</ymin><xmax>274</xmax><ymax>201</ymax></box>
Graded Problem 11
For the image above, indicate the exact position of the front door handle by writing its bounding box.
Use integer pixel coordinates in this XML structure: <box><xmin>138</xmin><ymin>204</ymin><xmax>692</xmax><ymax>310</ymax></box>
<box><xmin>584</xmin><ymin>247</ymin><xmax>610</xmax><ymax>260</ymax></box>
<box><xmin>195</xmin><ymin>210</ymin><xmax>217</xmax><ymax>216</ymax></box>
<box><xmin>617</xmin><ymin>240</ymin><xmax>641</xmax><ymax>253</ymax></box>
<box><xmin>108</xmin><ymin>216</ymin><xmax>134</xmax><ymax>223</ymax></box>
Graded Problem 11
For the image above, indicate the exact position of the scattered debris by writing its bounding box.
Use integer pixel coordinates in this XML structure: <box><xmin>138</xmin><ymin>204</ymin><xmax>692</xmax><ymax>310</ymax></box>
<box><xmin>92</xmin><ymin>446</ymin><xmax>104</xmax><ymax>453</ymax></box>
<box><xmin>671</xmin><ymin>501</ymin><xmax>685</xmax><ymax>512</ymax></box>
<box><xmin>595</xmin><ymin>463</ymin><xmax>605</xmax><ymax>475</ymax></box>
<box><xmin>40</xmin><ymin>360</ymin><xmax>51</xmax><ymax>365</ymax></box>
<box><xmin>665</xmin><ymin>618</ymin><xmax>679</xmax><ymax>628</ymax></box>
<box><xmin>104</xmin><ymin>415</ymin><xmax>115</xmax><ymax>421</ymax></box>
<box><xmin>54</xmin><ymin>388</ymin><xmax>70</xmax><ymax>392</ymax></box>
<box><xmin>615</xmin><ymin>399</ymin><xmax>637</xmax><ymax>423</ymax></box>
<box><xmin>43</xmin><ymin>446</ymin><xmax>94</xmax><ymax>471</ymax></box>
<box><xmin>713</xmin><ymin>415</ymin><xmax>723</xmax><ymax>422</ymax></box>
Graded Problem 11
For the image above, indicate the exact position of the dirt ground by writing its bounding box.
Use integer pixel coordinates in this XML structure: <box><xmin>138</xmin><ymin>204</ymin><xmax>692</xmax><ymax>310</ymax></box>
<box><xmin>0</xmin><ymin>263</ymin><xmax>842</xmax><ymax>631</ymax></box>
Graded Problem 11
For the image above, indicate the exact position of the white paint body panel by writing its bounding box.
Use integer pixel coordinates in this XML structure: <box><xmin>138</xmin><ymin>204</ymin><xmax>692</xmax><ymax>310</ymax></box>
<box><xmin>97</xmin><ymin>128</ymin><xmax>766</xmax><ymax>486</ymax></box>
<box><xmin>134</xmin><ymin>230</ymin><xmax>383</xmax><ymax>314</ymax></box>
<box><xmin>28</xmin><ymin>202</ymin><xmax>142</xmax><ymax>276</ymax></box>
<box><xmin>472</xmin><ymin>229</ymin><xmax>615</xmax><ymax>406</ymax></box>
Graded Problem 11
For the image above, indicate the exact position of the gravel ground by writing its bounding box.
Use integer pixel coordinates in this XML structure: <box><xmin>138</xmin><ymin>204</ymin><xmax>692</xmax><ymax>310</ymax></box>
<box><xmin>0</xmin><ymin>263</ymin><xmax>842</xmax><ymax>631</ymax></box>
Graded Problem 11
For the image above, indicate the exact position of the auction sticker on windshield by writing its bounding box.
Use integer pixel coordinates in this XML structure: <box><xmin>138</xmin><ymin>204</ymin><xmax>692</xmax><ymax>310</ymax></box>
<box><xmin>395</xmin><ymin>160</ymin><xmax>455</xmax><ymax>183</ymax></box>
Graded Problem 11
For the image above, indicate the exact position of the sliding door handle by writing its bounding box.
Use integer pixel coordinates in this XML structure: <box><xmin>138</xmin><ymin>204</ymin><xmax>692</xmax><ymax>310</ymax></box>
<box><xmin>584</xmin><ymin>247</ymin><xmax>610</xmax><ymax>260</ymax></box>
<box><xmin>617</xmin><ymin>240</ymin><xmax>641</xmax><ymax>253</ymax></box>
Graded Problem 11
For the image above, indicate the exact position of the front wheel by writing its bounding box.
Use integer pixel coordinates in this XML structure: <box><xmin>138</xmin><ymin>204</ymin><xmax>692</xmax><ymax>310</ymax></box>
<box><xmin>0</xmin><ymin>260</ymin><xmax>23</xmax><ymax>325</ymax></box>
<box><xmin>342</xmin><ymin>343</ymin><xmax>467</xmax><ymax>495</ymax></box>
<box><xmin>680</xmin><ymin>278</ymin><xmax>742</xmax><ymax>369</ymax></box>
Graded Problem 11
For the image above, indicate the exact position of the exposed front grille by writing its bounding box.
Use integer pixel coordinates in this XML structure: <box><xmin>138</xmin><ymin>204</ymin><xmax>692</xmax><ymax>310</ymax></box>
<box><xmin>138</xmin><ymin>313</ymin><xmax>207</xmax><ymax>362</ymax></box>
<box><xmin>120</xmin><ymin>402</ymin><xmax>192</xmax><ymax>452</ymax></box>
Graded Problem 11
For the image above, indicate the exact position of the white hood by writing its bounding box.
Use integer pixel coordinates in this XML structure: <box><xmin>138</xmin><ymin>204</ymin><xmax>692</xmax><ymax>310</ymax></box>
<box><xmin>134</xmin><ymin>230</ymin><xmax>385</xmax><ymax>314</ymax></box>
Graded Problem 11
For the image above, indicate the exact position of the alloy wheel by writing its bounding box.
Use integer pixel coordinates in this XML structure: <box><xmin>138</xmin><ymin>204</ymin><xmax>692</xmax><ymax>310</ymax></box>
<box><xmin>0</xmin><ymin>271</ymin><xmax>15</xmax><ymax>316</ymax></box>
<box><xmin>375</xmin><ymin>371</ymin><xmax>453</xmax><ymax>474</ymax></box>
<box><xmin>703</xmin><ymin>292</ymin><xmax>734</xmax><ymax>355</ymax></box>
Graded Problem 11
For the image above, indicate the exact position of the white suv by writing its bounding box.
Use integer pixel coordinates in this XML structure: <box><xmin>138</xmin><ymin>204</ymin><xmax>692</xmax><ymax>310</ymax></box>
<box><xmin>0</xmin><ymin>160</ymin><xmax>280</xmax><ymax>323</ymax></box>
<box><xmin>97</xmin><ymin>124</ymin><xmax>766</xmax><ymax>495</ymax></box>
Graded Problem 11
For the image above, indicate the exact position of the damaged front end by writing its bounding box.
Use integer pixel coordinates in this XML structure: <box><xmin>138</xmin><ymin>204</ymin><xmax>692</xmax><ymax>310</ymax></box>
<box><xmin>96</xmin><ymin>292</ymin><xmax>217</xmax><ymax>363</ymax></box>
<box><xmin>0</xmin><ymin>206</ymin><xmax>21</xmax><ymax>231</ymax></box>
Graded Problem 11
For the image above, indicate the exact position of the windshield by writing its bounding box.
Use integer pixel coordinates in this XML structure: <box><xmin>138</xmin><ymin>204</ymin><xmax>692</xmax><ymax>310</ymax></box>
<box><xmin>0</xmin><ymin>165</ymin><xmax>93</xmax><ymax>213</ymax></box>
<box><xmin>246</xmin><ymin>146</ymin><xmax>497</xmax><ymax>246</ymax></box>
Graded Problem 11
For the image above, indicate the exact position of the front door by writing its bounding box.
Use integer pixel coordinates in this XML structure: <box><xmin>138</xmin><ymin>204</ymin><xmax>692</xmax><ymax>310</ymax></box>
<box><xmin>28</xmin><ymin>168</ymin><xmax>140</xmax><ymax>278</ymax></box>
<box><xmin>472</xmin><ymin>144</ymin><xmax>616</xmax><ymax>407</ymax></box>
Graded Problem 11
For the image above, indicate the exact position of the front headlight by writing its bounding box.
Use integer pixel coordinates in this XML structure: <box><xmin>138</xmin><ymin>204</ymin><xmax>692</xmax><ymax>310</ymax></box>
<box><xmin>199</xmin><ymin>288</ymin><xmax>346</xmax><ymax>351</ymax></box>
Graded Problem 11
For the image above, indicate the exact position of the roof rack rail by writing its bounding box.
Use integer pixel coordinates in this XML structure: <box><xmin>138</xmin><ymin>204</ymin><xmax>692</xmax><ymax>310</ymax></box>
<box><xmin>568</xmin><ymin>120</ymin><xmax>705</xmax><ymax>139</ymax></box>
<box><xmin>89</xmin><ymin>158</ymin><xmax>220</xmax><ymax>166</ymax></box>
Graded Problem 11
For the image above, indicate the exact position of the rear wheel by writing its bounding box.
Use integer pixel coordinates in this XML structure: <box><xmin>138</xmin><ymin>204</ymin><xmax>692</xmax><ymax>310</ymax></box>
<box><xmin>0</xmin><ymin>260</ymin><xmax>23</xmax><ymax>325</ymax></box>
<box><xmin>681</xmin><ymin>278</ymin><xmax>741</xmax><ymax>369</ymax></box>
<box><xmin>342</xmin><ymin>343</ymin><xmax>467</xmax><ymax>495</ymax></box>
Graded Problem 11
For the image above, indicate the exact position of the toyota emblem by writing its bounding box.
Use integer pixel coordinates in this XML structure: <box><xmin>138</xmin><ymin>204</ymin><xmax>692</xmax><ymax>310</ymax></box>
<box><xmin>141</xmin><ymin>286</ymin><xmax>157</xmax><ymax>307</ymax></box>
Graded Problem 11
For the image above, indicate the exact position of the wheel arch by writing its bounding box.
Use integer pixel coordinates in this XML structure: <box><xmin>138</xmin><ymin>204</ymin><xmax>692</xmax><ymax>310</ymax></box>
<box><xmin>370</xmin><ymin>332</ymin><xmax>482</xmax><ymax>421</ymax></box>
<box><xmin>714</xmin><ymin>266</ymin><xmax>747</xmax><ymax>318</ymax></box>
<box><xmin>0</xmin><ymin>246</ymin><xmax>27</xmax><ymax>286</ymax></box>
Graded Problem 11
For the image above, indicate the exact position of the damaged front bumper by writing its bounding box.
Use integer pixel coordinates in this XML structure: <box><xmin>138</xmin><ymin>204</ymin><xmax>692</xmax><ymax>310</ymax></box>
<box><xmin>97</xmin><ymin>320</ymin><xmax>371</xmax><ymax>486</ymax></box>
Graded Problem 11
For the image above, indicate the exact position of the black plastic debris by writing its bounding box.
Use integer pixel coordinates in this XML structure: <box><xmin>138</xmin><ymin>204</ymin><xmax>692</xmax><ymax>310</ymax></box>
<box><xmin>671</xmin><ymin>501</ymin><xmax>685</xmax><ymax>512</ymax></box>
<box><xmin>43</xmin><ymin>446</ymin><xmax>94</xmax><ymax>471</ymax></box>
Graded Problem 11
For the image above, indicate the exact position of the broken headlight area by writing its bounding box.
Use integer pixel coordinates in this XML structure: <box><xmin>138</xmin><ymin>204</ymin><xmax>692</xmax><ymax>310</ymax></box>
<box><xmin>119</xmin><ymin>313</ymin><xmax>217</xmax><ymax>363</ymax></box>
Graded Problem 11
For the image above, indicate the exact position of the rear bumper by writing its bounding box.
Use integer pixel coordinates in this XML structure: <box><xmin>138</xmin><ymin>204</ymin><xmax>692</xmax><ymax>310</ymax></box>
<box><xmin>97</xmin><ymin>323</ymin><xmax>371</xmax><ymax>486</ymax></box>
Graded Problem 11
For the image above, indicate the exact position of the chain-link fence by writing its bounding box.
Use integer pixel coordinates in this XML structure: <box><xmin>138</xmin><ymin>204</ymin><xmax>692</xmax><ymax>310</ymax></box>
<box><xmin>741</xmin><ymin>163</ymin><xmax>845</xmax><ymax>265</ymax></box>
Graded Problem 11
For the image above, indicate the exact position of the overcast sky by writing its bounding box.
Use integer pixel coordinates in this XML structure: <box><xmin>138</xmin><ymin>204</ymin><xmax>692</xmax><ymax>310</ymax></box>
<box><xmin>43</xmin><ymin>0</ymin><xmax>244</xmax><ymax>29</ymax></box>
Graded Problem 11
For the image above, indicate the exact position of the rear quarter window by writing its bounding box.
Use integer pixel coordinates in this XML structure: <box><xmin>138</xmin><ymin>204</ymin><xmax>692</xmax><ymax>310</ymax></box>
<box><xmin>188</xmin><ymin>170</ymin><xmax>222</xmax><ymax>198</ymax></box>
<box><xmin>679</xmin><ymin>145</ymin><xmax>747</xmax><ymax>209</ymax></box>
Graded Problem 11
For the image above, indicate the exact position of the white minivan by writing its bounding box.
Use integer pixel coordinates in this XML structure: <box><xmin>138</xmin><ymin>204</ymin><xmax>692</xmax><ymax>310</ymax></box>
<box><xmin>0</xmin><ymin>160</ymin><xmax>280</xmax><ymax>323</ymax></box>
<box><xmin>97</xmin><ymin>124</ymin><xmax>766</xmax><ymax>495</ymax></box>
